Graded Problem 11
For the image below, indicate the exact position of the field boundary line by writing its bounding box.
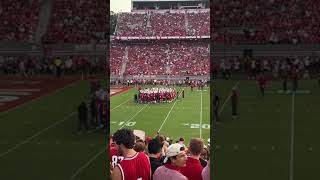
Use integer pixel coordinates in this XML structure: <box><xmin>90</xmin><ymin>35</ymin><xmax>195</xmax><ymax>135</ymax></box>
<box><xmin>219</xmin><ymin>81</ymin><xmax>240</xmax><ymax>114</ymax></box>
<box><xmin>68</xmin><ymin>146</ymin><xmax>108</xmax><ymax>180</ymax></box>
<box><xmin>289</xmin><ymin>92</ymin><xmax>295</xmax><ymax>180</ymax></box>
<box><xmin>0</xmin><ymin>111</ymin><xmax>76</xmax><ymax>158</ymax></box>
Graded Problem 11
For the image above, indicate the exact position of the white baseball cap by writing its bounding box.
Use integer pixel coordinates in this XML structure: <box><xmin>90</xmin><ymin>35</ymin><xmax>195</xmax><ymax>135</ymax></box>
<box><xmin>163</xmin><ymin>143</ymin><xmax>184</xmax><ymax>163</ymax></box>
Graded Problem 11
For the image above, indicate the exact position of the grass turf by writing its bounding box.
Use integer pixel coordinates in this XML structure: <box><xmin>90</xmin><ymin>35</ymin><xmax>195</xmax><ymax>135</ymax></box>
<box><xmin>110</xmin><ymin>86</ymin><xmax>210</xmax><ymax>146</ymax></box>
<box><xmin>0</xmin><ymin>80</ymin><xmax>107</xmax><ymax>180</ymax></box>
<box><xmin>213</xmin><ymin>79</ymin><xmax>320</xmax><ymax>180</ymax></box>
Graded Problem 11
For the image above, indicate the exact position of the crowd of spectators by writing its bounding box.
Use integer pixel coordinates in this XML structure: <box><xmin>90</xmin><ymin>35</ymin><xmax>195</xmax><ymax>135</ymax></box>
<box><xmin>0</xmin><ymin>0</ymin><xmax>40</xmax><ymax>42</ymax></box>
<box><xmin>110</xmin><ymin>41</ymin><xmax>209</xmax><ymax>76</ymax></box>
<box><xmin>116</xmin><ymin>10</ymin><xmax>209</xmax><ymax>37</ymax></box>
<box><xmin>110</xmin><ymin>128</ymin><xmax>210</xmax><ymax>180</ymax></box>
<box><xmin>212</xmin><ymin>0</ymin><xmax>320</xmax><ymax>44</ymax></box>
<box><xmin>0</xmin><ymin>55</ymin><xmax>105</xmax><ymax>77</ymax></box>
<box><xmin>42</xmin><ymin>0</ymin><xmax>108</xmax><ymax>44</ymax></box>
<box><xmin>110</xmin><ymin>42</ymin><xmax>126</xmax><ymax>76</ymax></box>
<box><xmin>77</xmin><ymin>79</ymin><xmax>109</xmax><ymax>133</ymax></box>
<box><xmin>213</xmin><ymin>56</ymin><xmax>320</xmax><ymax>79</ymax></box>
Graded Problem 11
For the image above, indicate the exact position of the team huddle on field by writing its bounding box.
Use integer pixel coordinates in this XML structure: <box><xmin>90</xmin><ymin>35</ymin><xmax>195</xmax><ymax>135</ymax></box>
<box><xmin>137</xmin><ymin>87</ymin><xmax>177</xmax><ymax>103</ymax></box>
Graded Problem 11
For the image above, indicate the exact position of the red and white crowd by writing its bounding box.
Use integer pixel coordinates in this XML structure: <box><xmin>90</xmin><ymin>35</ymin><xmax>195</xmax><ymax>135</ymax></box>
<box><xmin>111</xmin><ymin>41</ymin><xmax>210</xmax><ymax>77</ymax></box>
<box><xmin>116</xmin><ymin>10</ymin><xmax>209</xmax><ymax>37</ymax></box>
<box><xmin>138</xmin><ymin>87</ymin><xmax>176</xmax><ymax>103</ymax></box>
<box><xmin>42</xmin><ymin>0</ymin><xmax>108</xmax><ymax>44</ymax></box>
<box><xmin>212</xmin><ymin>0</ymin><xmax>320</xmax><ymax>44</ymax></box>
<box><xmin>0</xmin><ymin>0</ymin><xmax>39</xmax><ymax>41</ymax></box>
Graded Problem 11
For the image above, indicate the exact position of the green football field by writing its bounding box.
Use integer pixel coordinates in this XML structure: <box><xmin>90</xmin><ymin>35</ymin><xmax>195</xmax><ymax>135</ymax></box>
<box><xmin>110</xmin><ymin>86</ymin><xmax>210</xmax><ymax>146</ymax></box>
<box><xmin>213</xmin><ymin>79</ymin><xmax>320</xmax><ymax>180</ymax></box>
<box><xmin>0</xmin><ymin>80</ymin><xmax>107</xmax><ymax>180</ymax></box>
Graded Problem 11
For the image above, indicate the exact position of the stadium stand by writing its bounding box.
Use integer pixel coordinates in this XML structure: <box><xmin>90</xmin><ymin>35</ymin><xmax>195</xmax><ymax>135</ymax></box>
<box><xmin>212</xmin><ymin>0</ymin><xmax>320</xmax><ymax>44</ymax></box>
<box><xmin>111</xmin><ymin>9</ymin><xmax>209</xmax><ymax>79</ymax></box>
<box><xmin>42</xmin><ymin>0</ymin><xmax>108</xmax><ymax>43</ymax></box>
<box><xmin>116</xmin><ymin>10</ymin><xmax>209</xmax><ymax>37</ymax></box>
<box><xmin>0</xmin><ymin>0</ymin><xmax>40</xmax><ymax>42</ymax></box>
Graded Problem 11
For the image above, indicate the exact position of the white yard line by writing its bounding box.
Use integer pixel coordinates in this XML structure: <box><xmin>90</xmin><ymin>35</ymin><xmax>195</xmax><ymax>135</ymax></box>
<box><xmin>219</xmin><ymin>81</ymin><xmax>240</xmax><ymax>114</ymax></box>
<box><xmin>68</xmin><ymin>146</ymin><xmax>108</xmax><ymax>180</ymax></box>
<box><xmin>119</xmin><ymin>105</ymin><xmax>148</xmax><ymax>129</ymax></box>
<box><xmin>111</xmin><ymin>98</ymin><xmax>131</xmax><ymax>111</ymax></box>
<box><xmin>200</xmin><ymin>90</ymin><xmax>203</xmax><ymax>139</ymax></box>
<box><xmin>157</xmin><ymin>93</ymin><xmax>181</xmax><ymax>133</ymax></box>
<box><xmin>0</xmin><ymin>111</ymin><xmax>76</xmax><ymax>158</ymax></box>
<box><xmin>289</xmin><ymin>92</ymin><xmax>295</xmax><ymax>180</ymax></box>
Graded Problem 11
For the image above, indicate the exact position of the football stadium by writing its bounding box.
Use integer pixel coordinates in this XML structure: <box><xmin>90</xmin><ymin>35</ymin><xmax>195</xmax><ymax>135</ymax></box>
<box><xmin>110</xmin><ymin>0</ymin><xmax>210</xmax><ymax>179</ymax></box>
<box><xmin>212</xmin><ymin>0</ymin><xmax>320</xmax><ymax>179</ymax></box>
<box><xmin>0</xmin><ymin>1</ymin><xmax>108</xmax><ymax>179</ymax></box>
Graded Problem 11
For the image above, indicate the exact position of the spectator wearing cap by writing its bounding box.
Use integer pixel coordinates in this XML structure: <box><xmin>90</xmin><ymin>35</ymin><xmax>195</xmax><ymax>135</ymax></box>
<box><xmin>153</xmin><ymin>143</ymin><xmax>188</xmax><ymax>180</ymax></box>
<box><xmin>148</xmin><ymin>138</ymin><xmax>162</xmax><ymax>178</ymax></box>
<box><xmin>181</xmin><ymin>138</ymin><xmax>205</xmax><ymax>180</ymax></box>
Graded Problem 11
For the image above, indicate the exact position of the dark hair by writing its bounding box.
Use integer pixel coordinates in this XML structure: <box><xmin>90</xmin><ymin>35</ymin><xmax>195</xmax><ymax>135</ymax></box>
<box><xmin>148</xmin><ymin>138</ymin><xmax>162</xmax><ymax>154</ymax></box>
<box><xmin>189</xmin><ymin>138</ymin><xmax>204</xmax><ymax>155</ymax></box>
<box><xmin>179</xmin><ymin>137</ymin><xmax>184</xmax><ymax>142</ymax></box>
<box><xmin>112</xmin><ymin>129</ymin><xmax>135</xmax><ymax>149</ymax></box>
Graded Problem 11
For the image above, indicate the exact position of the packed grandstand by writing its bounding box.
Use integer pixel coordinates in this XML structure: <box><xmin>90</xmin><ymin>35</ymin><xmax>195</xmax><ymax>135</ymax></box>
<box><xmin>212</xmin><ymin>0</ymin><xmax>320</xmax><ymax>44</ymax></box>
<box><xmin>110</xmin><ymin>0</ymin><xmax>210</xmax><ymax>82</ymax></box>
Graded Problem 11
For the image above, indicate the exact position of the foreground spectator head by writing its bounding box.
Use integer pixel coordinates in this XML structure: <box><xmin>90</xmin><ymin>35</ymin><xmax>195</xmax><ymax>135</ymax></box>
<box><xmin>189</xmin><ymin>138</ymin><xmax>204</xmax><ymax>156</ymax></box>
<box><xmin>163</xmin><ymin>143</ymin><xmax>187</xmax><ymax>167</ymax></box>
<box><xmin>134</xmin><ymin>139</ymin><xmax>145</xmax><ymax>152</ymax></box>
<box><xmin>148</xmin><ymin>138</ymin><xmax>162</xmax><ymax>155</ymax></box>
<box><xmin>112</xmin><ymin>128</ymin><xmax>135</xmax><ymax>155</ymax></box>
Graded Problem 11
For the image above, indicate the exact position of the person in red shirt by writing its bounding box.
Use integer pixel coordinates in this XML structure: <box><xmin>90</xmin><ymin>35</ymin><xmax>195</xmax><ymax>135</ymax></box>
<box><xmin>181</xmin><ymin>138</ymin><xmax>205</xmax><ymax>180</ymax></box>
<box><xmin>257</xmin><ymin>72</ymin><xmax>267</xmax><ymax>98</ymax></box>
<box><xmin>111</xmin><ymin>129</ymin><xmax>151</xmax><ymax>180</ymax></box>
<box><xmin>110</xmin><ymin>136</ymin><xmax>124</xmax><ymax>170</ymax></box>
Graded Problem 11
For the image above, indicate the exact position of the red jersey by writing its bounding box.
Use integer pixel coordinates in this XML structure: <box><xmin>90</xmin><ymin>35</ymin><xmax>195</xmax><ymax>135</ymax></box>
<box><xmin>117</xmin><ymin>152</ymin><xmax>151</xmax><ymax>180</ymax></box>
<box><xmin>181</xmin><ymin>157</ymin><xmax>204</xmax><ymax>180</ymax></box>
<box><xmin>110</xmin><ymin>144</ymin><xmax>124</xmax><ymax>168</ymax></box>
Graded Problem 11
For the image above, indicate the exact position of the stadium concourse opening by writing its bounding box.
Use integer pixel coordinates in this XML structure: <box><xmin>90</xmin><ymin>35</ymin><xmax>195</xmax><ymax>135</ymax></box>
<box><xmin>110</xmin><ymin>0</ymin><xmax>210</xmax><ymax>179</ymax></box>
